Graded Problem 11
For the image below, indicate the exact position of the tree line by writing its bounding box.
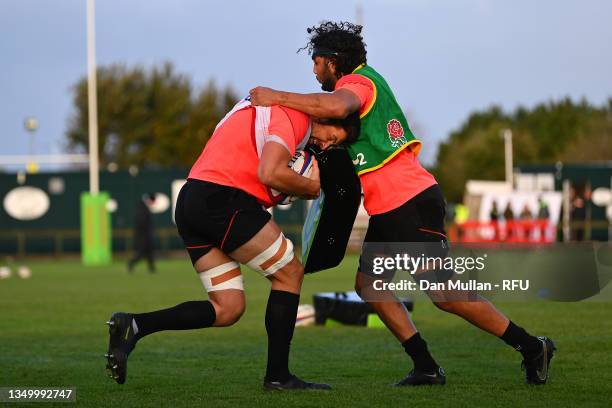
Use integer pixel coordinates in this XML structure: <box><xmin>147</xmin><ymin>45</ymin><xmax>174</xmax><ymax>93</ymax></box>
<box><xmin>432</xmin><ymin>98</ymin><xmax>612</xmax><ymax>201</ymax></box>
<box><xmin>66</xmin><ymin>62</ymin><xmax>238</xmax><ymax>168</ymax></box>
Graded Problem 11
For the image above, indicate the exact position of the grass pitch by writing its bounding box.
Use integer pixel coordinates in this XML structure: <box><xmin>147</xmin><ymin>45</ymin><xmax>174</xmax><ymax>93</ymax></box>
<box><xmin>1</xmin><ymin>255</ymin><xmax>610</xmax><ymax>407</ymax></box>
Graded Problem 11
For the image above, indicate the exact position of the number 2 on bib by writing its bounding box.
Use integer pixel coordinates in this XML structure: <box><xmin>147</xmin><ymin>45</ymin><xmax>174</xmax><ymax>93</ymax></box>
<box><xmin>353</xmin><ymin>153</ymin><xmax>367</xmax><ymax>166</ymax></box>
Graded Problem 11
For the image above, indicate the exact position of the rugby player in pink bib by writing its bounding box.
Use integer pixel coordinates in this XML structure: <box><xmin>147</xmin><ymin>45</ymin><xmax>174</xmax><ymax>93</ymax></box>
<box><xmin>250</xmin><ymin>21</ymin><xmax>555</xmax><ymax>386</ymax></box>
<box><xmin>105</xmin><ymin>97</ymin><xmax>360</xmax><ymax>390</ymax></box>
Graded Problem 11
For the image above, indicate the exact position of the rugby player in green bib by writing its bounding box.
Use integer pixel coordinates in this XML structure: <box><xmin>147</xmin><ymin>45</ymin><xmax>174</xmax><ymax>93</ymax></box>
<box><xmin>250</xmin><ymin>21</ymin><xmax>555</xmax><ymax>386</ymax></box>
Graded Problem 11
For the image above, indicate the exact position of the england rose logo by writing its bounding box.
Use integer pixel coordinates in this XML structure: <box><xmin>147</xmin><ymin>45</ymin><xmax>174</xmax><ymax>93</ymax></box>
<box><xmin>387</xmin><ymin>119</ymin><xmax>407</xmax><ymax>148</ymax></box>
<box><xmin>387</xmin><ymin>119</ymin><xmax>404</xmax><ymax>138</ymax></box>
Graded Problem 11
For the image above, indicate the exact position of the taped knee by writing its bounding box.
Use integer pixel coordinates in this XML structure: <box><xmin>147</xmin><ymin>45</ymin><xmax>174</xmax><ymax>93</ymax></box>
<box><xmin>246</xmin><ymin>233</ymin><xmax>294</xmax><ymax>277</ymax></box>
<box><xmin>199</xmin><ymin>261</ymin><xmax>243</xmax><ymax>292</ymax></box>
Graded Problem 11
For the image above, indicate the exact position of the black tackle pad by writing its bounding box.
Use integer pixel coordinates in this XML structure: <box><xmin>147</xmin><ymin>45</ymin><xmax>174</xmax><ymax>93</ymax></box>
<box><xmin>302</xmin><ymin>146</ymin><xmax>361</xmax><ymax>273</ymax></box>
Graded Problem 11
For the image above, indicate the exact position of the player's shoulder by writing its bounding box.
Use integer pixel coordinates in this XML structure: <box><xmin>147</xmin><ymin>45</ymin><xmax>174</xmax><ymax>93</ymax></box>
<box><xmin>336</xmin><ymin>72</ymin><xmax>375</xmax><ymax>90</ymax></box>
<box><xmin>274</xmin><ymin>106</ymin><xmax>309</xmax><ymax>127</ymax></box>
<box><xmin>270</xmin><ymin>106</ymin><xmax>310</xmax><ymax>141</ymax></box>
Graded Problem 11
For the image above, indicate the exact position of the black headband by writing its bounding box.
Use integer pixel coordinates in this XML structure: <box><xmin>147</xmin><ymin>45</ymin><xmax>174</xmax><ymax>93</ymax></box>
<box><xmin>312</xmin><ymin>46</ymin><xmax>339</xmax><ymax>57</ymax></box>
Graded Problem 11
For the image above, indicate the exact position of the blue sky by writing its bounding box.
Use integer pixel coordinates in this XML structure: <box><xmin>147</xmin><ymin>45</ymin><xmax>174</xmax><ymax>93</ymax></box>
<box><xmin>1</xmin><ymin>0</ymin><xmax>611</xmax><ymax>168</ymax></box>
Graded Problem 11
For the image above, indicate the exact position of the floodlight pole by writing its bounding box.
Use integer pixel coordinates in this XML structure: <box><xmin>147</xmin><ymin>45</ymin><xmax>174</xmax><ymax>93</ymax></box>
<box><xmin>86</xmin><ymin>0</ymin><xmax>99</xmax><ymax>194</ymax></box>
<box><xmin>502</xmin><ymin>129</ymin><xmax>513</xmax><ymax>189</ymax></box>
<box><xmin>24</xmin><ymin>117</ymin><xmax>38</xmax><ymax>173</ymax></box>
<box><xmin>356</xmin><ymin>3</ymin><xmax>364</xmax><ymax>26</ymax></box>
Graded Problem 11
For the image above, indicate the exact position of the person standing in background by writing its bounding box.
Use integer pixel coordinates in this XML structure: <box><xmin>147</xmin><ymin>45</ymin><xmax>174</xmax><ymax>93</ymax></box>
<box><xmin>490</xmin><ymin>201</ymin><xmax>500</xmax><ymax>241</ymax></box>
<box><xmin>128</xmin><ymin>193</ymin><xmax>157</xmax><ymax>273</ymax></box>
<box><xmin>503</xmin><ymin>202</ymin><xmax>515</xmax><ymax>241</ymax></box>
<box><xmin>537</xmin><ymin>196</ymin><xmax>551</xmax><ymax>242</ymax></box>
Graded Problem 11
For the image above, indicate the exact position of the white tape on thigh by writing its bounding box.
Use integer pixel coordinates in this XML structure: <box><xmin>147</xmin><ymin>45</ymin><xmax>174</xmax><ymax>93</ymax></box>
<box><xmin>199</xmin><ymin>261</ymin><xmax>243</xmax><ymax>292</ymax></box>
<box><xmin>247</xmin><ymin>234</ymin><xmax>294</xmax><ymax>277</ymax></box>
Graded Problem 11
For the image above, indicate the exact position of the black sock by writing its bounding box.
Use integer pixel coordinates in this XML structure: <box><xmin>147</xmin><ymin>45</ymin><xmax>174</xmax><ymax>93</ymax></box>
<box><xmin>132</xmin><ymin>300</ymin><xmax>216</xmax><ymax>339</ymax></box>
<box><xmin>500</xmin><ymin>321</ymin><xmax>542</xmax><ymax>358</ymax></box>
<box><xmin>264</xmin><ymin>290</ymin><xmax>300</xmax><ymax>382</ymax></box>
<box><xmin>402</xmin><ymin>333</ymin><xmax>439</xmax><ymax>372</ymax></box>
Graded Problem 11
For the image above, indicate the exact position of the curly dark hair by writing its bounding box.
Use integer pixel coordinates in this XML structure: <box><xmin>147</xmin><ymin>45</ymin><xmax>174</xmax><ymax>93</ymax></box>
<box><xmin>298</xmin><ymin>21</ymin><xmax>367</xmax><ymax>76</ymax></box>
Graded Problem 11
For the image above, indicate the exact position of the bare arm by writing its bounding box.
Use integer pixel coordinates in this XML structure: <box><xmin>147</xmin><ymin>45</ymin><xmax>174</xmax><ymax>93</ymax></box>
<box><xmin>257</xmin><ymin>142</ymin><xmax>320</xmax><ymax>199</ymax></box>
<box><xmin>249</xmin><ymin>87</ymin><xmax>361</xmax><ymax>119</ymax></box>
